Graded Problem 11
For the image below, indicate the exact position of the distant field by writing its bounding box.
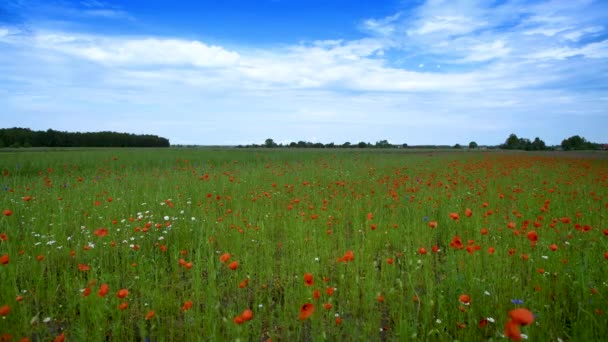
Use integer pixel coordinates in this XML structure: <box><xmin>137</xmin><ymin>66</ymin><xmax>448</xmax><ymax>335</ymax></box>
<box><xmin>1</xmin><ymin>149</ymin><xmax>607</xmax><ymax>341</ymax></box>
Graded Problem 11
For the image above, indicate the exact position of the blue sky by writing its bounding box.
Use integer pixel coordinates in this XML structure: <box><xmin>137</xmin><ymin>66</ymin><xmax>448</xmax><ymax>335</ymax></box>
<box><xmin>1</xmin><ymin>0</ymin><xmax>607</xmax><ymax>146</ymax></box>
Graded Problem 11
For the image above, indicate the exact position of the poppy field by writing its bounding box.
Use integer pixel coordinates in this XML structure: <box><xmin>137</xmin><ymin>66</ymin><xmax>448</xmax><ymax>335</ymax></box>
<box><xmin>1</xmin><ymin>148</ymin><xmax>607</xmax><ymax>341</ymax></box>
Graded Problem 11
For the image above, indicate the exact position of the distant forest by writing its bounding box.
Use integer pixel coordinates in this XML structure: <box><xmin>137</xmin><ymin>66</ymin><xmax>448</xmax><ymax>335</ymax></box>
<box><xmin>0</xmin><ymin>128</ymin><xmax>170</xmax><ymax>148</ymax></box>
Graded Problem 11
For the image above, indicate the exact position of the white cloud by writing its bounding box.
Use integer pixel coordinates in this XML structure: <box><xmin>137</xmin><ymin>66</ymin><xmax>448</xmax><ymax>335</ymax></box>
<box><xmin>33</xmin><ymin>33</ymin><xmax>241</xmax><ymax>67</ymax></box>
<box><xmin>410</xmin><ymin>16</ymin><xmax>486</xmax><ymax>36</ymax></box>
<box><xmin>464</xmin><ymin>40</ymin><xmax>510</xmax><ymax>62</ymax></box>
<box><xmin>527</xmin><ymin>40</ymin><xmax>608</xmax><ymax>60</ymax></box>
<box><xmin>562</xmin><ymin>26</ymin><xmax>603</xmax><ymax>41</ymax></box>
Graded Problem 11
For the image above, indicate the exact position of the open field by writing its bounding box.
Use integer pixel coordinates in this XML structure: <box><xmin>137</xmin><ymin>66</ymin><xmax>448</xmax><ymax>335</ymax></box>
<box><xmin>1</xmin><ymin>149</ymin><xmax>607</xmax><ymax>341</ymax></box>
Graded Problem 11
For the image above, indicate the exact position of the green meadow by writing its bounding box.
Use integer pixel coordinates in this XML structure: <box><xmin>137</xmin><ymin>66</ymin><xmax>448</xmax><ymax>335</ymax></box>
<box><xmin>1</xmin><ymin>148</ymin><xmax>607</xmax><ymax>341</ymax></box>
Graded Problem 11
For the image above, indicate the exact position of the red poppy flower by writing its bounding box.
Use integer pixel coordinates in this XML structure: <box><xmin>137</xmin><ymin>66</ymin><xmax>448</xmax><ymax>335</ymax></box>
<box><xmin>313</xmin><ymin>289</ymin><xmax>320</xmax><ymax>300</ymax></box>
<box><xmin>386</xmin><ymin>257</ymin><xmax>394</xmax><ymax>264</ymax></box>
<box><xmin>418</xmin><ymin>247</ymin><xmax>427</xmax><ymax>255</ymax></box>
<box><xmin>549</xmin><ymin>244</ymin><xmax>558</xmax><ymax>251</ymax></box>
<box><xmin>228</xmin><ymin>261</ymin><xmax>239</xmax><ymax>270</ymax></box>
<box><xmin>449</xmin><ymin>213</ymin><xmax>460</xmax><ymax>220</ymax></box>
<box><xmin>118</xmin><ymin>302</ymin><xmax>129</xmax><ymax>310</ymax></box>
<box><xmin>303</xmin><ymin>273</ymin><xmax>314</xmax><ymax>286</ymax></box>
<box><xmin>233</xmin><ymin>315</ymin><xmax>244</xmax><ymax>324</ymax></box>
<box><xmin>0</xmin><ymin>254</ymin><xmax>8</xmax><ymax>265</ymax></box>
<box><xmin>219</xmin><ymin>253</ymin><xmax>231</xmax><ymax>263</ymax></box>
<box><xmin>428</xmin><ymin>221</ymin><xmax>438</xmax><ymax>228</ymax></box>
<box><xmin>182</xmin><ymin>300</ymin><xmax>193</xmax><ymax>311</ymax></box>
<box><xmin>0</xmin><ymin>305</ymin><xmax>10</xmax><ymax>316</ymax></box>
<box><xmin>53</xmin><ymin>332</ymin><xmax>65</xmax><ymax>342</ymax></box>
<box><xmin>241</xmin><ymin>309</ymin><xmax>253</xmax><ymax>321</ymax></box>
<box><xmin>450</xmin><ymin>235</ymin><xmax>464</xmax><ymax>249</ymax></box>
<box><xmin>78</xmin><ymin>264</ymin><xmax>90</xmax><ymax>272</ymax></box>
<box><xmin>458</xmin><ymin>294</ymin><xmax>471</xmax><ymax>305</ymax></box>
<box><xmin>465</xmin><ymin>208</ymin><xmax>472</xmax><ymax>217</ymax></box>
<box><xmin>82</xmin><ymin>287</ymin><xmax>92</xmax><ymax>297</ymax></box>
<box><xmin>98</xmin><ymin>284</ymin><xmax>109</xmax><ymax>297</ymax></box>
<box><xmin>509</xmin><ymin>308</ymin><xmax>534</xmax><ymax>326</ymax></box>
<box><xmin>2</xmin><ymin>209</ymin><xmax>11</xmax><ymax>216</ymax></box>
<box><xmin>367</xmin><ymin>212</ymin><xmax>373</xmax><ymax>220</ymax></box>
<box><xmin>504</xmin><ymin>319</ymin><xmax>522</xmax><ymax>340</ymax></box>
<box><xmin>36</xmin><ymin>255</ymin><xmax>44</xmax><ymax>261</ymax></box>
<box><xmin>144</xmin><ymin>310</ymin><xmax>155</xmax><ymax>320</ymax></box>
<box><xmin>94</xmin><ymin>228</ymin><xmax>108</xmax><ymax>237</ymax></box>
<box><xmin>338</xmin><ymin>250</ymin><xmax>354</xmax><ymax>262</ymax></box>
<box><xmin>326</xmin><ymin>287</ymin><xmax>334</xmax><ymax>296</ymax></box>
<box><xmin>323</xmin><ymin>303</ymin><xmax>333</xmax><ymax>310</ymax></box>
<box><xmin>298</xmin><ymin>303</ymin><xmax>315</xmax><ymax>320</ymax></box>
<box><xmin>526</xmin><ymin>231</ymin><xmax>538</xmax><ymax>245</ymax></box>
<box><xmin>116</xmin><ymin>289</ymin><xmax>129</xmax><ymax>299</ymax></box>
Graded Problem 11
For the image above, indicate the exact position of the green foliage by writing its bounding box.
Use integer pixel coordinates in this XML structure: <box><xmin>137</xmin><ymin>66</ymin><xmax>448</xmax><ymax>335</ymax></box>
<box><xmin>502</xmin><ymin>134</ymin><xmax>549</xmax><ymax>151</ymax></box>
<box><xmin>468</xmin><ymin>141</ymin><xmax>478</xmax><ymax>149</ymax></box>
<box><xmin>0</xmin><ymin>127</ymin><xmax>170</xmax><ymax>148</ymax></box>
<box><xmin>561</xmin><ymin>135</ymin><xmax>599</xmax><ymax>150</ymax></box>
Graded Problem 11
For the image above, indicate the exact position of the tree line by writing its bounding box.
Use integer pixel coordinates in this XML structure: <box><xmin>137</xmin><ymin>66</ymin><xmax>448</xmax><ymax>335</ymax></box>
<box><xmin>0</xmin><ymin>128</ymin><xmax>170</xmax><ymax>148</ymax></box>
<box><xmin>240</xmin><ymin>135</ymin><xmax>605</xmax><ymax>150</ymax></box>
<box><xmin>501</xmin><ymin>134</ymin><xmax>604</xmax><ymax>151</ymax></box>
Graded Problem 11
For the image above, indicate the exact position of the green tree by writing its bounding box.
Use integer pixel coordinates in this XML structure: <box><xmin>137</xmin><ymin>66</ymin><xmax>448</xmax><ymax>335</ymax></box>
<box><xmin>504</xmin><ymin>134</ymin><xmax>520</xmax><ymax>149</ymax></box>
<box><xmin>468</xmin><ymin>141</ymin><xmax>478</xmax><ymax>149</ymax></box>
<box><xmin>264</xmin><ymin>138</ymin><xmax>277</xmax><ymax>148</ymax></box>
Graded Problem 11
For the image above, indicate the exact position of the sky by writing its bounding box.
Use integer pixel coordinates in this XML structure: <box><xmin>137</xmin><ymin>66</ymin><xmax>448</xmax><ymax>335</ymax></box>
<box><xmin>0</xmin><ymin>0</ymin><xmax>607</xmax><ymax>146</ymax></box>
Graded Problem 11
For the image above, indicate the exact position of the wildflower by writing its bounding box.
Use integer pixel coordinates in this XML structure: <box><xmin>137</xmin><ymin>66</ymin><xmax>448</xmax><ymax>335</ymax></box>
<box><xmin>326</xmin><ymin>287</ymin><xmax>334</xmax><ymax>296</ymax></box>
<box><xmin>2</xmin><ymin>209</ymin><xmax>11</xmax><ymax>216</ymax></box>
<box><xmin>0</xmin><ymin>254</ymin><xmax>8</xmax><ymax>265</ymax></box>
<box><xmin>145</xmin><ymin>310</ymin><xmax>155</xmax><ymax>320</ymax></box>
<box><xmin>313</xmin><ymin>289</ymin><xmax>320</xmax><ymax>300</ymax></box>
<box><xmin>428</xmin><ymin>221</ymin><xmax>438</xmax><ymax>228</ymax></box>
<box><xmin>0</xmin><ymin>305</ymin><xmax>10</xmax><ymax>316</ymax></box>
<box><xmin>82</xmin><ymin>287</ymin><xmax>91</xmax><ymax>297</ymax></box>
<box><xmin>182</xmin><ymin>300</ymin><xmax>193</xmax><ymax>311</ymax></box>
<box><xmin>116</xmin><ymin>289</ymin><xmax>129</xmax><ymax>299</ymax></box>
<box><xmin>219</xmin><ymin>253</ymin><xmax>231</xmax><ymax>263</ymax></box>
<box><xmin>53</xmin><ymin>332</ymin><xmax>65</xmax><ymax>342</ymax></box>
<box><xmin>418</xmin><ymin>247</ymin><xmax>427</xmax><ymax>255</ymax></box>
<box><xmin>386</xmin><ymin>257</ymin><xmax>394</xmax><ymax>264</ymax></box>
<box><xmin>509</xmin><ymin>308</ymin><xmax>534</xmax><ymax>325</ymax></box>
<box><xmin>459</xmin><ymin>294</ymin><xmax>471</xmax><ymax>305</ymax></box>
<box><xmin>98</xmin><ymin>284</ymin><xmax>109</xmax><ymax>297</ymax></box>
<box><xmin>118</xmin><ymin>302</ymin><xmax>128</xmax><ymax>310</ymax></box>
<box><xmin>504</xmin><ymin>319</ymin><xmax>522</xmax><ymax>340</ymax></box>
<box><xmin>228</xmin><ymin>261</ymin><xmax>239</xmax><ymax>270</ymax></box>
<box><xmin>450</xmin><ymin>235</ymin><xmax>464</xmax><ymax>249</ymax></box>
<box><xmin>241</xmin><ymin>309</ymin><xmax>253</xmax><ymax>321</ymax></box>
<box><xmin>510</xmin><ymin>299</ymin><xmax>524</xmax><ymax>305</ymax></box>
<box><xmin>526</xmin><ymin>231</ymin><xmax>538</xmax><ymax>245</ymax></box>
<box><xmin>298</xmin><ymin>303</ymin><xmax>315</xmax><ymax>320</ymax></box>
<box><xmin>94</xmin><ymin>228</ymin><xmax>108</xmax><ymax>237</ymax></box>
<box><xmin>465</xmin><ymin>208</ymin><xmax>472</xmax><ymax>217</ymax></box>
<box><xmin>233</xmin><ymin>315</ymin><xmax>244</xmax><ymax>324</ymax></box>
<box><xmin>549</xmin><ymin>244</ymin><xmax>558</xmax><ymax>251</ymax></box>
<box><xmin>449</xmin><ymin>213</ymin><xmax>460</xmax><ymax>220</ymax></box>
<box><xmin>303</xmin><ymin>273</ymin><xmax>314</xmax><ymax>286</ymax></box>
<box><xmin>337</xmin><ymin>250</ymin><xmax>354</xmax><ymax>263</ymax></box>
<box><xmin>78</xmin><ymin>264</ymin><xmax>90</xmax><ymax>272</ymax></box>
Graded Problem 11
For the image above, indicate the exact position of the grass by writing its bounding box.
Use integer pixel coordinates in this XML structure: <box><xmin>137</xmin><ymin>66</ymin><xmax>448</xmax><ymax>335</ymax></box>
<box><xmin>1</xmin><ymin>148</ymin><xmax>607</xmax><ymax>341</ymax></box>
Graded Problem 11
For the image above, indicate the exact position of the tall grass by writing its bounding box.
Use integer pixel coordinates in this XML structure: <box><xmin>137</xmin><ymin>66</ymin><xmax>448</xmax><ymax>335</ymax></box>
<box><xmin>1</xmin><ymin>148</ymin><xmax>606</xmax><ymax>341</ymax></box>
